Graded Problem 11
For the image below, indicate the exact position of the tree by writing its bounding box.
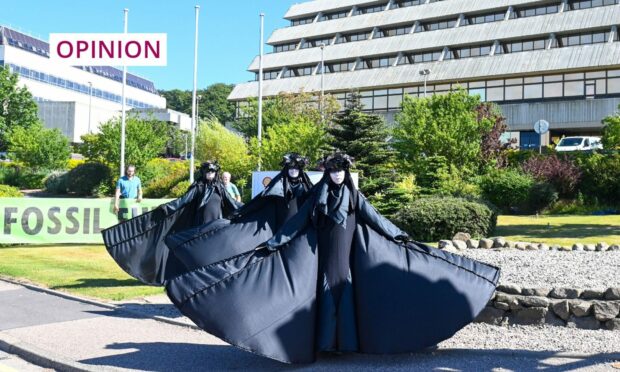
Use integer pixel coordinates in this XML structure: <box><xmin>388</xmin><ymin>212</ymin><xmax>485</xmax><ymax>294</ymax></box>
<box><xmin>196</xmin><ymin>118</ymin><xmax>254</xmax><ymax>185</ymax></box>
<box><xmin>79</xmin><ymin>114</ymin><xmax>168</xmax><ymax>170</ymax></box>
<box><xmin>250</xmin><ymin>119</ymin><xmax>330</xmax><ymax>171</ymax></box>
<box><xmin>478</xmin><ymin>102</ymin><xmax>513</xmax><ymax>169</ymax></box>
<box><xmin>232</xmin><ymin>91</ymin><xmax>339</xmax><ymax>138</ymax></box>
<box><xmin>199</xmin><ymin>83</ymin><xmax>236</xmax><ymax>124</ymax></box>
<box><xmin>158</xmin><ymin>89</ymin><xmax>192</xmax><ymax>115</ymax></box>
<box><xmin>601</xmin><ymin>106</ymin><xmax>620</xmax><ymax>150</ymax></box>
<box><xmin>0</xmin><ymin>66</ymin><xmax>40</xmax><ymax>151</ymax></box>
<box><xmin>393</xmin><ymin>89</ymin><xmax>495</xmax><ymax>173</ymax></box>
<box><xmin>7</xmin><ymin>121</ymin><xmax>71</xmax><ymax>169</ymax></box>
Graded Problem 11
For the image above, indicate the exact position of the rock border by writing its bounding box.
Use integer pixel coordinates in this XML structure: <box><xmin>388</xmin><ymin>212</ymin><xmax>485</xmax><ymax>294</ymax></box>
<box><xmin>476</xmin><ymin>286</ymin><xmax>620</xmax><ymax>331</ymax></box>
<box><xmin>438</xmin><ymin>237</ymin><xmax>620</xmax><ymax>252</ymax></box>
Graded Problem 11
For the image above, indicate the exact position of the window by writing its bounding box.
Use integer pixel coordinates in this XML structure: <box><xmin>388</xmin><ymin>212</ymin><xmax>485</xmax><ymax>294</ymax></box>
<box><xmin>567</xmin><ymin>0</ymin><xmax>620</xmax><ymax>10</ymax></box>
<box><xmin>282</xmin><ymin>65</ymin><xmax>315</xmax><ymax>78</ymax></box>
<box><xmin>399</xmin><ymin>50</ymin><xmax>442</xmax><ymax>65</ymax></box>
<box><xmin>318</xmin><ymin>10</ymin><xmax>349</xmax><ymax>22</ymax></box>
<box><xmin>336</xmin><ymin>31</ymin><xmax>372</xmax><ymax>44</ymax></box>
<box><xmin>255</xmin><ymin>70</ymin><xmax>279</xmax><ymax>81</ymax></box>
<box><xmin>390</xmin><ymin>0</ymin><xmax>425</xmax><ymax>9</ymax></box>
<box><xmin>273</xmin><ymin>42</ymin><xmax>298</xmax><ymax>53</ymax></box>
<box><xmin>417</xmin><ymin>18</ymin><xmax>457</xmax><ymax>32</ymax></box>
<box><xmin>325</xmin><ymin>61</ymin><xmax>356</xmax><ymax>73</ymax></box>
<box><xmin>353</xmin><ymin>2</ymin><xmax>388</xmax><ymax>15</ymax></box>
<box><xmin>301</xmin><ymin>37</ymin><xmax>333</xmax><ymax>49</ymax></box>
<box><xmin>514</xmin><ymin>3</ymin><xmax>561</xmax><ymax>18</ymax></box>
<box><xmin>291</xmin><ymin>16</ymin><xmax>315</xmax><ymax>26</ymax></box>
<box><xmin>449</xmin><ymin>45</ymin><xmax>493</xmax><ymax>59</ymax></box>
<box><xmin>358</xmin><ymin>55</ymin><xmax>398</xmax><ymax>70</ymax></box>
<box><xmin>375</xmin><ymin>24</ymin><xmax>413</xmax><ymax>38</ymax></box>
<box><xmin>465</xmin><ymin>11</ymin><xmax>505</xmax><ymax>25</ymax></box>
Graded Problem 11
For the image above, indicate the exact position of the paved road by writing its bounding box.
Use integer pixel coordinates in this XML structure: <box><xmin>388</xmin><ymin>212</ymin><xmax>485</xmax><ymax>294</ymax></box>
<box><xmin>1</xmin><ymin>280</ymin><xmax>619</xmax><ymax>371</ymax></box>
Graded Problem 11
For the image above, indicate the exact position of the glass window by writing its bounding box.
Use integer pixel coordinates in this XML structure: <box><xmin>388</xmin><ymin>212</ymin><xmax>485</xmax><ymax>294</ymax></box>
<box><xmin>565</xmin><ymin>73</ymin><xmax>584</xmax><ymax>80</ymax></box>
<box><xmin>374</xmin><ymin>96</ymin><xmax>388</xmax><ymax>110</ymax></box>
<box><xmin>388</xmin><ymin>95</ymin><xmax>403</xmax><ymax>109</ymax></box>
<box><xmin>596</xmin><ymin>79</ymin><xmax>607</xmax><ymax>94</ymax></box>
<box><xmin>608</xmin><ymin>70</ymin><xmax>620</xmax><ymax>77</ymax></box>
<box><xmin>524</xmin><ymin>76</ymin><xmax>543</xmax><ymax>84</ymax></box>
<box><xmin>487</xmin><ymin>79</ymin><xmax>503</xmax><ymax>87</ymax></box>
<box><xmin>607</xmin><ymin>78</ymin><xmax>620</xmax><ymax>93</ymax></box>
<box><xmin>360</xmin><ymin>97</ymin><xmax>373</xmax><ymax>110</ymax></box>
<box><xmin>524</xmin><ymin>84</ymin><xmax>543</xmax><ymax>99</ymax></box>
<box><xmin>487</xmin><ymin>87</ymin><xmax>504</xmax><ymax>101</ymax></box>
<box><xmin>545</xmin><ymin>75</ymin><xmax>563</xmax><ymax>82</ymax></box>
<box><xmin>505</xmin><ymin>78</ymin><xmax>523</xmax><ymax>85</ymax></box>
<box><xmin>586</xmin><ymin>71</ymin><xmax>606</xmax><ymax>79</ymax></box>
<box><xmin>505</xmin><ymin>85</ymin><xmax>523</xmax><ymax>100</ymax></box>
<box><xmin>544</xmin><ymin>82</ymin><xmax>563</xmax><ymax>97</ymax></box>
<box><xmin>469</xmin><ymin>88</ymin><xmax>486</xmax><ymax>101</ymax></box>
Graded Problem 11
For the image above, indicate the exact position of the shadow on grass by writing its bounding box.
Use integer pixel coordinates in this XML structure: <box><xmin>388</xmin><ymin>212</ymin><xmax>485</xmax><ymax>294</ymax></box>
<box><xmin>495</xmin><ymin>224</ymin><xmax>620</xmax><ymax>240</ymax></box>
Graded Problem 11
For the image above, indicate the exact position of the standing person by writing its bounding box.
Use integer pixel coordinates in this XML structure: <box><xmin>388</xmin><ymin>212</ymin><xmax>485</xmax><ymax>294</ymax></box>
<box><xmin>222</xmin><ymin>172</ymin><xmax>241</xmax><ymax>202</ymax></box>
<box><xmin>113</xmin><ymin>165</ymin><xmax>142</xmax><ymax>219</ymax></box>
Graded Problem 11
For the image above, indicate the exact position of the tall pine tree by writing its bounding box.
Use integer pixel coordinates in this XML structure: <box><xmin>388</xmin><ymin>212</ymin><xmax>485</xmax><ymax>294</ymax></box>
<box><xmin>328</xmin><ymin>92</ymin><xmax>396</xmax><ymax>198</ymax></box>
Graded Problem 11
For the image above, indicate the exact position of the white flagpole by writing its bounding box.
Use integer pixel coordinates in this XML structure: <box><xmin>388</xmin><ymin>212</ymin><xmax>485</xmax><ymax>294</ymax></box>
<box><xmin>190</xmin><ymin>5</ymin><xmax>200</xmax><ymax>183</ymax></box>
<box><xmin>257</xmin><ymin>13</ymin><xmax>264</xmax><ymax>171</ymax></box>
<box><xmin>120</xmin><ymin>8</ymin><xmax>128</xmax><ymax>177</ymax></box>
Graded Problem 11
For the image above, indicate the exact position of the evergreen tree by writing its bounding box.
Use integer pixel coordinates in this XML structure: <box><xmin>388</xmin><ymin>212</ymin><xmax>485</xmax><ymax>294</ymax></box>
<box><xmin>328</xmin><ymin>93</ymin><xmax>395</xmax><ymax>197</ymax></box>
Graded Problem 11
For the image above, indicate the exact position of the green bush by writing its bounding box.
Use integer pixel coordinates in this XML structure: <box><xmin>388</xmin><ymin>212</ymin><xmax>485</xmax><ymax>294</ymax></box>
<box><xmin>478</xmin><ymin>169</ymin><xmax>534</xmax><ymax>213</ymax></box>
<box><xmin>577</xmin><ymin>153</ymin><xmax>620</xmax><ymax>206</ymax></box>
<box><xmin>0</xmin><ymin>165</ymin><xmax>19</xmax><ymax>186</ymax></box>
<box><xmin>144</xmin><ymin>169</ymin><xmax>188</xmax><ymax>198</ymax></box>
<box><xmin>0</xmin><ymin>185</ymin><xmax>23</xmax><ymax>197</ymax></box>
<box><xmin>169</xmin><ymin>180</ymin><xmax>191</xmax><ymax>198</ymax></box>
<box><xmin>66</xmin><ymin>162</ymin><xmax>112</xmax><ymax>196</ymax></box>
<box><xmin>393</xmin><ymin>197</ymin><xmax>498</xmax><ymax>242</ymax></box>
<box><xmin>44</xmin><ymin>171</ymin><xmax>69</xmax><ymax>194</ymax></box>
<box><xmin>16</xmin><ymin>169</ymin><xmax>49</xmax><ymax>189</ymax></box>
<box><xmin>140</xmin><ymin>158</ymin><xmax>190</xmax><ymax>189</ymax></box>
<box><xmin>526</xmin><ymin>182</ymin><xmax>559</xmax><ymax>213</ymax></box>
<box><xmin>544</xmin><ymin>194</ymin><xmax>616</xmax><ymax>215</ymax></box>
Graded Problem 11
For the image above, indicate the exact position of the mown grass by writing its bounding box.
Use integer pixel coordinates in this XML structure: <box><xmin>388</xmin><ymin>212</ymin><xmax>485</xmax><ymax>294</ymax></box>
<box><xmin>0</xmin><ymin>245</ymin><xmax>162</xmax><ymax>301</ymax></box>
<box><xmin>495</xmin><ymin>215</ymin><xmax>620</xmax><ymax>246</ymax></box>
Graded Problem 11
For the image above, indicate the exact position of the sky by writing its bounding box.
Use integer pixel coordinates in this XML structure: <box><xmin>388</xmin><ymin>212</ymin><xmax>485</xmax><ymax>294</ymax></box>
<box><xmin>1</xmin><ymin>0</ymin><xmax>300</xmax><ymax>90</ymax></box>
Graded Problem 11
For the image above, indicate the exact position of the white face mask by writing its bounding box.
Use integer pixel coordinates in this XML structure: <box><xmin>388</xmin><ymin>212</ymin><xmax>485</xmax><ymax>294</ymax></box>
<box><xmin>288</xmin><ymin>168</ymin><xmax>300</xmax><ymax>178</ymax></box>
<box><xmin>206</xmin><ymin>171</ymin><xmax>216</xmax><ymax>181</ymax></box>
<box><xmin>329</xmin><ymin>170</ymin><xmax>345</xmax><ymax>185</ymax></box>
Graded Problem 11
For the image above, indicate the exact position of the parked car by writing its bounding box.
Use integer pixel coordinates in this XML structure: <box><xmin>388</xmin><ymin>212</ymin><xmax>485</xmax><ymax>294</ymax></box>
<box><xmin>555</xmin><ymin>136</ymin><xmax>603</xmax><ymax>152</ymax></box>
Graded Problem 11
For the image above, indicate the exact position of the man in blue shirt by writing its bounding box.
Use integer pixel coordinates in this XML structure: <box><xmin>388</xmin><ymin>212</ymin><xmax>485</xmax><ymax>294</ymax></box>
<box><xmin>114</xmin><ymin>165</ymin><xmax>142</xmax><ymax>217</ymax></box>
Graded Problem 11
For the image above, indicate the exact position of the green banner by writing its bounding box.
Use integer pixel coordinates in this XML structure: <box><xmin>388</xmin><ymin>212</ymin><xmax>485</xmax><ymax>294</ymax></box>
<box><xmin>0</xmin><ymin>198</ymin><xmax>172</xmax><ymax>245</ymax></box>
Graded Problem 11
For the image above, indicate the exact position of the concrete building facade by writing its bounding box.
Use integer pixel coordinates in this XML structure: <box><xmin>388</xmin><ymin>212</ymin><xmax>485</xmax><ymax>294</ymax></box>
<box><xmin>0</xmin><ymin>26</ymin><xmax>189</xmax><ymax>143</ymax></box>
<box><xmin>229</xmin><ymin>0</ymin><xmax>620</xmax><ymax>148</ymax></box>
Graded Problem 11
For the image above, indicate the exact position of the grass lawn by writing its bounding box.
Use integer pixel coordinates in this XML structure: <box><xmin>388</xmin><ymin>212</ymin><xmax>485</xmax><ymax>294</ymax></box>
<box><xmin>0</xmin><ymin>214</ymin><xmax>618</xmax><ymax>301</ymax></box>
<box><xmin>0</xmin><ymin>245</ymin><xmax>162</xmax><ymax>301</ymax></box>
<box><xmin>495</xmin><ymin>215</ymin><xmax>620</xmax><ymax>246</ymax></box>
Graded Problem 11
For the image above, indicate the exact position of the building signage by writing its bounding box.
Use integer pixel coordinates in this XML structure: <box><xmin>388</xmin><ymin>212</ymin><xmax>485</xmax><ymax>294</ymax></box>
<box><xmin>49</xmin><ymin>33</ymin><xmax>167</xmax><ymax>66</ymax></box>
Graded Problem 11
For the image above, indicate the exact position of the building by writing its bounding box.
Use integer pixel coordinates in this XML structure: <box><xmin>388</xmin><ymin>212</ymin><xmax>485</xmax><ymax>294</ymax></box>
<box><xmin>0</xmin><ymin>26</ymin><xmax>189</xmax><ymax>142</ymax></box>
<box><xmin>229</xmin><ymin>0</ymin><xmax>620</xmax><ymax>148</ymax></box>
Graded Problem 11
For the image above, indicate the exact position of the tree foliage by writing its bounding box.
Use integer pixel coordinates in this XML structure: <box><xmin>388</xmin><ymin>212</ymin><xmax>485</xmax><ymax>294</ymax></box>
<box><xmin>250</xmin><ymin>119</ymin><xmax>329</xmax><ymax>171</ymax></box>
<box><xmin>393</xmin><ymin>89</ymin><xmax>495</xmax><ymax>173</ymax></box>
<box><xmin>7</xmin><ymin>121</ymin><xmax>71</xmax><ymax>170</ymax></box>
<box><xmin>232</xmin><ymin>91</ymin><xmax>339</xmax><ymax>138</ymax></box>
<box><xmin>159</xmin><ymin>84</ymin><xmax>236</xmax><ymax>124</ymax></box>
<box><xmin>196</xmin><ymin>118</ymin><xmax>254</xmax><ymax>183</ymax></box>
<box><xmin>0</xmin><ymin>66</ymin><xmax>40</xmax><ymax>151</ymax></box>
<box><xmin>601</xmin><ymin>106</ymin><xmax>620</xmax><ymax>150</ymax></box>
<box><xmin>79</xmin><ymin>114</ymin><xmax>168</xmax><ymax>171</ymax></box>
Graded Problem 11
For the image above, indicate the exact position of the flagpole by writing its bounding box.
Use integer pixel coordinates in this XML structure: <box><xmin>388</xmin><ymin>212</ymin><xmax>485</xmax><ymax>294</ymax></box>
<box><xmin>190</xmin><ymin>5</ymin><xmax>200</xmax><ymax>183</ymax></box>
<box><xmin>120</xmin><ymin>8</ymin><xmax>128</xmax><ymax>177</ymax></box>
<box><xmin>257</xmin><ymin>13</ymin><xmax>264</xmax><ymax>171</ymax></box>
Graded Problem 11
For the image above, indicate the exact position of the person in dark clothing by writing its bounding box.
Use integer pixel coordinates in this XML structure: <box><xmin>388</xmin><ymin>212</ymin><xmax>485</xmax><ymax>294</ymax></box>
<box><xmin>165</xmin><ymin>152</ymin><xmax>501</xmax><ymax>364</ymax></box>
<box><xmin>101</xmin><ymin>160</ymin><xmax>240</xmax><ymax>286</ymax></box>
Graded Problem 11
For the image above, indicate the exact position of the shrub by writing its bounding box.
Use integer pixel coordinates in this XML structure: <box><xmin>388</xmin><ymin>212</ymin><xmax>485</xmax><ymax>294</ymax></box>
<box><xmin>66</xmin><ymin>162</ymin><xmax>112</xmax><ymax>196</ymax></box>
<box><xmin>478</xmin><ymin>169</ymin><xmax>534</xmax><ymax>213</ymax></box>
<box><xmin>140</xmin><ymin>158</ymin><xmax>189</xmax><ymax>189</ymax></box>
<box><xmin>44</xmin><ymin>171</ymin><xmax>69</xmax><ymax>194</ymax></box>
<box><xmin>0</xmin><ymin>184</ymin><xmax>23</xmax><ymax>197</ymax></box>
<box><xmin>0</xmin><ymin>165</ymin><xmax>19</xmax><ymax>186</ymax></box>
<box><xmin>169</xmin><ymin>180</ymin><xmax>191</xmax><ymax>198</ymax></box>
<box><xmin>393</xmin><ymin>197</ymin><xmax>498</xmax><ymax>242</ymax></box>
<box><xmin>577</xmin><ymin>153</ymin><xmax>620</xmax><ymax>206</ymax></box>
<box><xmin>15</xmin><ymin>169</ymin><xmax>49</xmax><ymax>189</ymax></box>
<box><xmin>522</xmin><ymin>154</ymin><xmax>581</xmax><ymax>198</ymax></box>
<box><xmin>143</xmin><ymin>170</ymin><xmax>188</xmax><ymax>198</ymax></box>
<box><xmin>526</xmin><ymin>182</ymin><xmax>559</xmax><ymax>213</ymax></box>
<box><xmin>67</xmin><ymin>159</ymin><xmax>85</xmax><ymax>170</ymax></box>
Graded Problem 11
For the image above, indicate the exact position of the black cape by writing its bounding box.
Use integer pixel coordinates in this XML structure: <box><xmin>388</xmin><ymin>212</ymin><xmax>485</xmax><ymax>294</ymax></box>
<box><xmin>102</xmin><ymin>180</ymin><xmax>240</xmax><ymax>286</ymax></box>
<box><xmin>164</xmin><ymin>171</ymin><xmax>313</xmax><ymax>272</ymax></box>
<box><xmin>165</xmin><ymin>177</ymin><xmax>500</xmax><ymax>363</ymax></box>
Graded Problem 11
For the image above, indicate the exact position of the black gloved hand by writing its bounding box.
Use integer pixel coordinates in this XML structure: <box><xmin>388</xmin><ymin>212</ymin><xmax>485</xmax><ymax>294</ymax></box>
<box><xmin>394</xmin><ymin>234</ymin><xmax>410</xmax><ymax>244</ymax></box>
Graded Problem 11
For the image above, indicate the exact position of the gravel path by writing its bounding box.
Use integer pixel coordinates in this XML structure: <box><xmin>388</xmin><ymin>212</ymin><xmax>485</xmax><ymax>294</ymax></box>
<box><xmin>458</xmin><ymin>249</ymin><xmax>620</xmax><ymax>290</ymax></box>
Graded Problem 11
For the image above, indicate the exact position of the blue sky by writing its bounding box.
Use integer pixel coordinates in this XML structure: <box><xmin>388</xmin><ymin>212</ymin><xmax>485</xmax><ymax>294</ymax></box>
<box><xmin>2</xmin><ymin>0</ymin><xmax>299</xmax><ymax>90</ymax></box>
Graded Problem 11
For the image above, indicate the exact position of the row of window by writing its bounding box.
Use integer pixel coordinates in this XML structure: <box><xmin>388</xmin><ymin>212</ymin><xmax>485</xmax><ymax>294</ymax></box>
<box><xmin>277</xmin><ymin>0</ymin><xmax>619</xmax><ymax>53</ymax></box>
<box><xmin>258</xmin><ymin>28</ymin><xmax>618</xmax><ymax>80</ymax></box>
<box><xmin>327</xmin><ymin>70</ymin><xmax>620</xmax><ymax>111</ymax></box>
<box><xmin>7</xmin><ymin>64</ymin><xmax>155</xmax><ymax>109</ymax></box>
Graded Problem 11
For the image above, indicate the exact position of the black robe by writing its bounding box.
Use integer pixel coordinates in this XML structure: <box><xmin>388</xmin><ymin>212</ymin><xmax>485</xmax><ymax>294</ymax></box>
<box><xmin>164</xmin><ymin>171</ymin><xmax>313</xmax><ymax>272</ymax></box>
<box><xmin>165</xmin><ymin>177</ymin><xmax>500</xmax><ymax>364</ymax></box>
<box><xmin>102</xmin><ymin>180</ymin><xmax>240</xmax><ymax>286</ymax></box>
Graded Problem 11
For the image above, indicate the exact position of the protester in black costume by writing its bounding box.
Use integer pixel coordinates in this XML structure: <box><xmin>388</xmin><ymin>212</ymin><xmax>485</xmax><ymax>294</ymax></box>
<box><xmin>102</xmin><ymin>160</ymin><xmax>240</xmax><ymax>286</ymax></box>
<box><xmin>164</xmin><ymin>153</ymin><xmax>314</xmax><ymax>271</ymax></box>
<box><xmin>165</xmin><ymin>152</ymin><xmax>500</xmax><ymax>364</ymax></box>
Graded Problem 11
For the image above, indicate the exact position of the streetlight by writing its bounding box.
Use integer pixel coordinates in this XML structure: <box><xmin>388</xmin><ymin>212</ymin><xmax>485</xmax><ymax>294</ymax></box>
<box><xmin>87</xmin><ymin>81</ymin><xmax>93</xmax><ymax>133</ymax></box>
<box><xmin>419</xmin><ymin>68</ymin><xmax>431</xmax><ymax>98</ymax></box>
<box><xmin>319</xmin><ymin>43</ymin><xmax>326</xmax><ymax>120</ymax></box>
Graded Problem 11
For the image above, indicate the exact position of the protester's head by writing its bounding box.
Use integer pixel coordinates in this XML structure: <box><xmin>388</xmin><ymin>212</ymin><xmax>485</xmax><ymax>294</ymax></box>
<box><xmin>125</xmin><ymin>165</ymin><xmax>136</xmax><ymax>178</ymax></box>
<box><xmin>222</xmin><ymin>172</ymin><xmax>232</xmax><ymax>184</ymax></box>
<box><xmin>200</xmin><ymin>161</ymin><xmax>220</xmax><ymax>182</ymax></box>
<box><xmin>280</xmin><ymin>153</ymin><xmax>308</xmax><ymax>179</ymax></box>
<box><xmin>322</xmin><ymin>152</ymin><xmax>354</xmax><ymax>186</ymax></box>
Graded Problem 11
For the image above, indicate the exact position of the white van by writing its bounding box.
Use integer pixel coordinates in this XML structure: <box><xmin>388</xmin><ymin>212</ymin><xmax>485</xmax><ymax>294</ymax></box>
<box><xmin>555</xmin><ymin>136</ymin><xmax>603</xmax><ymax>152</ymax></box>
